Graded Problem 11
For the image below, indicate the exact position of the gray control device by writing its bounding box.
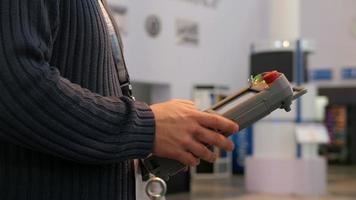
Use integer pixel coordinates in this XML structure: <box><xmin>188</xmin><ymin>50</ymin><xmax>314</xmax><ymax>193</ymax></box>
<box><xmin>141</xmin><ymin>72</ymin><xmax>307</xmax><ymax>181</ymax></box>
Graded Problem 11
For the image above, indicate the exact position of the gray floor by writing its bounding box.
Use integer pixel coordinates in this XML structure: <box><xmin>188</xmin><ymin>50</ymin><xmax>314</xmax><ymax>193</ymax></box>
<box><xmin>167</xmin><ymin>166</ymin><xmax>356</xmax><ymax>200</ymax></box>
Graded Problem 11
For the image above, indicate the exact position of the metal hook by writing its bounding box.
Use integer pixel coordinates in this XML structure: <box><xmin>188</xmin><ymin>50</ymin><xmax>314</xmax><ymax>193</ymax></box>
<box><xmin>145</xmin><ymin>176</ymin><xmax>167</xmax><ymax>200</ymax></box>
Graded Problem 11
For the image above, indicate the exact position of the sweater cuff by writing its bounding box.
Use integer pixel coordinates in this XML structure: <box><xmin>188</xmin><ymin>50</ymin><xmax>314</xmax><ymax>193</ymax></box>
<box><xmin>128</xmin><ymin>101</ymin><xmax>156</xmax><ymax>159</ymax></box>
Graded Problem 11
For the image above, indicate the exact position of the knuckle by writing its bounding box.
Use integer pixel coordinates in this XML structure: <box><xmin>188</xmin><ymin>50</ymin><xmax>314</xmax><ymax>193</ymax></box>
<box><xmin>213</xmin><ymin>134</ymin><xmax>224</xmax><ymax>145</ymax></box>
<box><xmin>227</xmin><ymin>122</ymin><xmax>237</xmax><ymax>132</ymax></box>
<box><xmin>188</xmin><ymin>123</ymin><xmax>199</xmax><ymax>134</ymax></box>
<box><xmin>192</xmin><ymin>145</ymin><xmax>205</xmax><ymax>157</ymax></box>
<box><xmin>180</xmin><ymin>157</ymin><xmax>190</xmax><ymax>166</ymax></box>
<box><xmin>189</xmin><ymin>160</ymin><xmax>196</xmax><ymax>167</ymax></box>
<box><xmin>194</xmin><ymin>130</ymin><xmax>202</xmax><ymax>139</ymax></box>
<box><xmin>186</xmin><ymin>100</ymin><xmax>195</xmax><ymax>105</ymax></box>
<box><xmin>210</xmin><ymin>115</ymin><xmax>220</xmax><ymax>126</ymax></box>
<box><xmin>200</xmin><ymin>148</ymin><xmax>212</xmax><ymax>160</ymax></box>
<box><xmin>186</xmin><ymin>111</ymin><xmax>198</xmax><ymax>120</ymax></box>
<box><xmin>203</xmin><ymin>147</ymin><xmax>212</xmax><ymax>156</ymax></box>
<box><xmin>183</xmin><ymin>156</ymin><xmax>195</xmax><ymax>166</ymax></box>
<box><xmin>181</xmin><ymin>155</ymin><xmax>195</xmax><ymax>167</ymax></box>
<box><xmin>188</xmin><ymin>100</ymin><xmax>194</xmax><ymax>104</ymax></box>
<box><xmin>201</xmin><ymin>133</ymin><xmax>214</xmax><ymax>145</ymax></box>
<box><xmin>180</xmin><ymin>137</ymin><xmax>191</xmax><ymax>147</ymax></box>
<box><xmin>190</xmin><ymin>158</ymin><xmax>199</xmax><ymax>166</ymax></box>
<box><xmin>180</xmin><ymin>112</ymin><xmax>193</xmax><ymax>122</ymax></box>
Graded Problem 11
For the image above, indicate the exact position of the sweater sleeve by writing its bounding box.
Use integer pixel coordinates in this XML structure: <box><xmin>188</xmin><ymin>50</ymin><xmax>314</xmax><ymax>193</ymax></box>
<box><xmin>0</xmin><ymin>0</ymin><xmax>156</xmax><ymax>164</ymax></box>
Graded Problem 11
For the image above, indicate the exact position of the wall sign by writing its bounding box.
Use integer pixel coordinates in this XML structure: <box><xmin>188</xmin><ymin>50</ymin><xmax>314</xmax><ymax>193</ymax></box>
<box><xmin>176</xmin><ymin>19</ymin><xmax>199</xmax><ymax>46</ymax></box>
<box><xmin>145</xmin><ymin>15</ymin><xmax>161</xmax><ymax>38</ymax></box>
<box><xmin>310</xmin><ymin>69</ymin><xmax>333</xmax><ymax>81</ymax></box>
<box><xmin>342</xmin><ymin>67</ymin><xmax>356</xmax><ymax>80</ymax></box>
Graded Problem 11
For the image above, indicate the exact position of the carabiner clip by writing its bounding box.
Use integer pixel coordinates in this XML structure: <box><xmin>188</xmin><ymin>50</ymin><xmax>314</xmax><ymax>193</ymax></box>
<box><xmin>145</xmin><ymin>176</ymin><xmax>167</xmax><ymax>200</ymax></box>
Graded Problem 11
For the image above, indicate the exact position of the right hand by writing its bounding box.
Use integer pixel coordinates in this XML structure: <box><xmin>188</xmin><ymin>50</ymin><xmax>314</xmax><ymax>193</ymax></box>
<box><xmin>150</xmin><ymin>99</ymin><xmax>239</xmax><ymax>167</ymax></box>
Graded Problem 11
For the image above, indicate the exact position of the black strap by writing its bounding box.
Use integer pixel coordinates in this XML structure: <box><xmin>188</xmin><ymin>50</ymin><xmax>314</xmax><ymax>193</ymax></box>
<box><xmin>99</xmin><ymin>1</ymin><xmax>156</xmax><ymax>183</ymax></box>
<box><xmin>98</xmin><ymin>0</ymin><xmax>135</xmax><ymax>100</ymax></box>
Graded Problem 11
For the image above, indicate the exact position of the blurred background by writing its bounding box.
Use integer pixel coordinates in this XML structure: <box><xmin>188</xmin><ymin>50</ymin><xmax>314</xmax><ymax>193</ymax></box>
<box><xmin>108</xmin><ymin>0</ymin><xmax>356</xmax><ymax>199</ymax></box>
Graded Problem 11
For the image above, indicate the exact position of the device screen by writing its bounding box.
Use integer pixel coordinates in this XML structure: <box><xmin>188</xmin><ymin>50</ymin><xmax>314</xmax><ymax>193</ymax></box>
<box><xmin>214</xmin><ymin>91</ymin><xmax>256</xmax><ymax>115</ymax></box>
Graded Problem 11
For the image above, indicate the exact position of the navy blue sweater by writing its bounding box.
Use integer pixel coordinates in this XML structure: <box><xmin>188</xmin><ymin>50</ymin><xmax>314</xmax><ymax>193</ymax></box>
<box><xmin>0</xmin><ymin>0</ymin><xmax>156</xmax><ymax>199</ymax></box>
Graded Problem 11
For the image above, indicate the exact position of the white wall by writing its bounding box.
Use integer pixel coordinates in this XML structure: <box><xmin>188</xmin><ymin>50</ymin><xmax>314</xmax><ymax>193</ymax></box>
<box><xmin>301</xmin><ymin>0</ymin><xmax>356</xmax><ymax>70</ymax></box>
<box><xmin>108</xmin><ymin>0</ymin><xmax>356</xmax><ymax>101</ymax></box>
<box><xmin>109</xmin><ymin>0</ymin><xmax>269</xmax><ymax>100</ymax></box>
<box><xmin>267</xmin><ymin>0</ymin><xmax>301</xmax><ymax>40</ymax></box>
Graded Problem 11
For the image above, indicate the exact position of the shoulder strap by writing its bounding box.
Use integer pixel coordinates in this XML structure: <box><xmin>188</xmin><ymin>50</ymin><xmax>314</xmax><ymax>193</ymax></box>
<box><xmin>98</xmin><ymin>0</ymin><xmax>135</xmax><ymax>100</ymax></box>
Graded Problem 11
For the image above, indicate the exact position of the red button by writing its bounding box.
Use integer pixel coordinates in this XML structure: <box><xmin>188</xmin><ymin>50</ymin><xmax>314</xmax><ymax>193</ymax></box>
<box><xmin>263</xmin><ymin>70</ymin><xmax>280</xmax><ymax>84</ymax></box>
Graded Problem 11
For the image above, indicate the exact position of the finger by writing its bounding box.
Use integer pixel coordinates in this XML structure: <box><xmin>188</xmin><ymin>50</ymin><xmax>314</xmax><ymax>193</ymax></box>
<box><xmin>174</xmin><ymin>151</ymin><xmax>200</xmax><ymax>167</ymax></box>
<box><xmin>195</xmin><ymin>127</ymin><xmax>235</xmax><ymax>151</ymax></box>
<box><xmin>187</xmin><ymin>140</ymin><xmax>217</xmax><ymax>163</ymax></box>
<box><xmin>196</xmin><ymin>112</ymin><xmax>239</xmax><ymax>135</ymax></box>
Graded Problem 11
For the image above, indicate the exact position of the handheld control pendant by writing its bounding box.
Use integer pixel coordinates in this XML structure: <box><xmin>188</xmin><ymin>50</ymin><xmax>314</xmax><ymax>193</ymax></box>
<box><xmin>141</xmin><ymin>71</ymin><xmax>307</xmax><ymax>199</ymax></box>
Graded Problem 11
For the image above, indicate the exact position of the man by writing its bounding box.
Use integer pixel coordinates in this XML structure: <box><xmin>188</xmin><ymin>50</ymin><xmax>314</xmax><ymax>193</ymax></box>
<box><xmin>0</xmin><ymin>0</ymin><xmax>238</xmax><ymax>199</ymax></box>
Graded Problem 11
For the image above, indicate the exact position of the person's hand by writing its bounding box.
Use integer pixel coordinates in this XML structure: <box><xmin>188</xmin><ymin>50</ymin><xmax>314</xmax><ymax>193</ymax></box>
<box><xmin>150</xmin><ymin>99</ymin><xmax>239</xmax><ymax>167</ymax></box>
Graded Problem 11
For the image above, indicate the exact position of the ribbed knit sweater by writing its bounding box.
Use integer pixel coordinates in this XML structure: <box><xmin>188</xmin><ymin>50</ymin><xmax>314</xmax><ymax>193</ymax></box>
<box><xmin>0</xmin><ymin>0</ymin><xmax>156</xmax><ymax>200</ymax></box>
